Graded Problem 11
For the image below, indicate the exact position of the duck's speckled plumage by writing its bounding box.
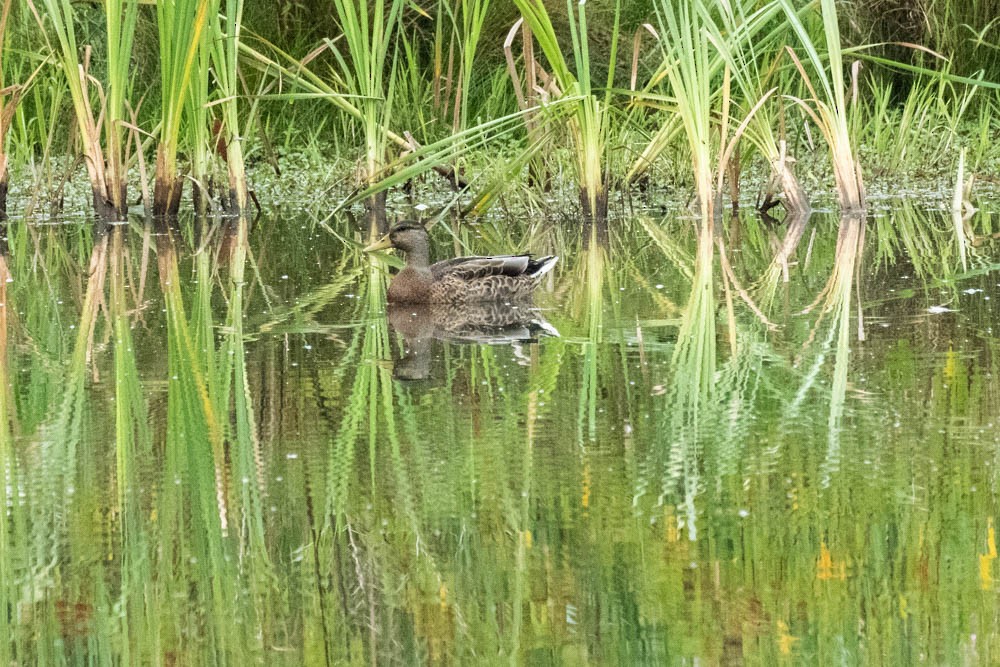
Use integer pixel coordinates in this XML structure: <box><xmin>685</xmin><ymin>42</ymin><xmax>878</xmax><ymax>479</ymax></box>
<box><xmin>373</xmin><ymin>222</ymin><xmax>557</xmax><ymax>304</ymax></box>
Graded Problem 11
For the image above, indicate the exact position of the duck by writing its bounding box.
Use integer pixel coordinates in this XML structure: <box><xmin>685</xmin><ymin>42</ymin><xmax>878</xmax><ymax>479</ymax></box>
<box><xmin>363</xmin><ymin>221</ymin><xmax>558</xmax><ymax>304</ymax></box>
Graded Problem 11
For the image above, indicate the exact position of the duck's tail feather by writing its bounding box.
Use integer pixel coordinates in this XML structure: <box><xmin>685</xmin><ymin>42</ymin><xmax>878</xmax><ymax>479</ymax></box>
<box><xmin>529</xmin><ymin>255</ymin><xmax>558</xmax><ymax>278</ymax></box>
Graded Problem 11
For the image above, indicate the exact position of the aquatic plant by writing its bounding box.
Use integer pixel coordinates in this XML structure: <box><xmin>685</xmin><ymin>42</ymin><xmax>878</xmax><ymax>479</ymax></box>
<box><xmin>210</xmin><ymin>0</ymin><xmax>250</xmax><ymax>214</ymax></box>
<box><xmin>779</xmin><ymin>0</ymin><xmax>866</xmax><ymax>211</ymax></box>
<box><xmin>155</xmin><ymin>0</ymin><xmax>211</xmax><ymax>215</ymax></box>
<box><xmin>28</xmin><ymin>0</ymin><xmax>139</xmax><ymax>219</ymax></box>
<box><xmin>510</xmin><ymin>0</ymin><xmax>621</xmax><ymax>222</ymax></box>
<box><xmin>632</xmin><ymin>0</ymin><xmax>788</xmax><ymax>221</ymax></box>
<box><xmin>709</xmin><ymin>1</ymin><xmax>810</xmax><ymax>213</ymax></box>
<box><xmin>327</xmin><ymin>0</ymin><xmax>405</xmax><ymax>234</ymax></box>
<box><xmin>651</xmin><ymin>0</ymin><xmax>728</xmax><ymax>222</ymax></box>
<box><xmin>439</xmin><ymin>0</ymin><xmax>492</xmax><ymax>134</ymax></box>
<box><xmin>178</xmin><ymin>0</ymin><xmax>249</xmax><ymax>216</ymax></box>
<box><xmin>0</xmin><ymin>0</ymin><xmax>36</xmax><ymax>218</ymax></box>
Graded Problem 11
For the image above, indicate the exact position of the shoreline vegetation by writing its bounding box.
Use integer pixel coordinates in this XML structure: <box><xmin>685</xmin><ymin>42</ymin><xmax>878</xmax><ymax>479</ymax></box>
<box><xmin>0</xmin><ymin>0</ymin><xmax>998</xmax><ymax>225</ymax></box>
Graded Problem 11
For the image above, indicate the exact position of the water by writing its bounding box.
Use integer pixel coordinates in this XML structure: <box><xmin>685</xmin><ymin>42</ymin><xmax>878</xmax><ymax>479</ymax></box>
<box><xmin>2</xmin><ymin>207</ymin><xmax>999</xmax><ymax>664</ymax></box>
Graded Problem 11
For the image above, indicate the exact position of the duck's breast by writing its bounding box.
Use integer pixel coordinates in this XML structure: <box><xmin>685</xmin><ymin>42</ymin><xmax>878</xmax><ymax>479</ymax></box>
<box><xmin>388</xmin><ymin>267</ymin><xmax>433</xmax><ymax>303</ymax></box>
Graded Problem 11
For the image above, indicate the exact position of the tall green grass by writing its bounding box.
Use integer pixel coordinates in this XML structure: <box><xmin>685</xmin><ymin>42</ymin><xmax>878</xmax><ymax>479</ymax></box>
<box><xmin>710</xmin><ymin>0</ymin><xmax>810</xmax><ymax>212</ymax></box>
<box><xmin>780</xmin><ymin>0</ymin><xmax>866</xmax><ymax>211</ymax></box>
<box><xmin>328</xmin><ymin>0</ymin><xmax>404</xmax><ymax>234</ymax></box>
<box><xmin>7</xmin><ymin>0</ymin><xmax>1000</xmax><ymax>221</ymax></box>
<box><xmin>210</xmin><ymin>0</ymin><xmax>250</xmax><ymax>214</ymax></box>
<box><xmin>28</xmin><ymin>0</ymin><xmax>138</xmax><ymax>219</ymax></box>
<box><xmin>441</xmin><ymin>0</ymin><xmax>491</xmax><ymax>133</ymax></box>
<box><xmin>0</xmin><ymin>0</ymin><xmax>29</xmax><ymax>218</ymax></box>
<box><xmin>511</xmin><ymin>0</ymin><xmax>621</xmax><ymax>222</ymax></box>
<box><xmin>155</xmin><ymin>0</ymin><xmax>211</xmax><ymax>215</ymax></box>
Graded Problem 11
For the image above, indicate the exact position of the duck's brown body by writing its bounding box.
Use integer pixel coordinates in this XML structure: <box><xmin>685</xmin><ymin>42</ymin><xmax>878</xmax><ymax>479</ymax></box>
<box><xmin>367</xmin><ymin>222</ymin><xmax>557</xmax><ymax>304</ymax></box>
<box><xmin>387</xmin><ymin>266</ymin><xmax>434</xmax><ymax>303</ymax></box>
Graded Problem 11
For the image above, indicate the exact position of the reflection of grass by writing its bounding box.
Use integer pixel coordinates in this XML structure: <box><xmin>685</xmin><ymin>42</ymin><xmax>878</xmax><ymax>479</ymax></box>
<box><xmin>215</xmin><ymin>219</ymin><xmax>279</xmax><ymax>638</ymax></box>
<box><xmin>156</xmin><ymin>224</ymin><xmax>236</xmax><ymax>658</ymax></box>
<box><xmin>575</xmin><ymin>234</ymin><xmax>606</xmax><ymax>443</ymax></box>
<box><xmin>0</xmin><ymin>250</ymin><xmax>15</xmax><ymax>666</ymax></box>
<box><xmin>110</xmin><ymin>228</ymin><xmax>150</xmax><ymax>514</ymax></box>
<box><xmin>7</xmin><ymin>208</ymin><xmax>1000</xmax><ymax>661</ymax></box>
<box><xmin>787</xmin><ymin>215</ymin><xmax>865</xmax><ymax>484</ymax></box>
<box><xmin>109</xmin><ymin>226</ymin><xmax>157</xmax><ymax>662</ymax></box>
<box><xmin>754</xmin><ymin>211</ymin><xmax>811</xmax><ymax>310</ymax></box>
<box><xmin>42</xmin><ymin>226</ymin><xmax>110</xmax><ymax>560</ymax></box>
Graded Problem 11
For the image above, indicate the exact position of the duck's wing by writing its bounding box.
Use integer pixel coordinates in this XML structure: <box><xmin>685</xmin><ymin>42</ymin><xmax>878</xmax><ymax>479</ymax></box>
<box><xmin>430</xmin><ymin>255</ymin><xmax>531</xmax><ymax>280</ymax></box>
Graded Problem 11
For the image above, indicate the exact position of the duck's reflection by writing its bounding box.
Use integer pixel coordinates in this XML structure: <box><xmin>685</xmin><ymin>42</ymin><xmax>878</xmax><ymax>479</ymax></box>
<box><xmin>387</xmin><ymin>303</ymin><xmax>559</xmax><ymax>381</ymax></box>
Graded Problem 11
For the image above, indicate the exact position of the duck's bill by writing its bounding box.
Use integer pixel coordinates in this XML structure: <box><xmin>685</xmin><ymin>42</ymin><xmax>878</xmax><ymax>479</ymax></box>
<box><xmin>362</xmin><ymin>235</ymin><xmax>393</xmax><ymax>252</ymax></box>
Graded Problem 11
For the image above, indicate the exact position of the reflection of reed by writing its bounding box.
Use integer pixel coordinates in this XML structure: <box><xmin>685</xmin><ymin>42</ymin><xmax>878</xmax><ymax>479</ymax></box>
<box><xmin>872</xmin><ymin>200</ymin><xmax>968</xmax><ymax>282</ymax></box>
<box><xmin>0</xmin><ymin>231</ymin><xmax>12</xmax><ymax>667</ymax></box>
<box><xmin>216</xmin><ymin>218</ymin><xmax>276</xmax><ymax>616</ymax></box>
<box><xmin>789</xmin><ymin>215</ymin><xmax>866</xmax><ymax>486</ymax></box>
<box><xmin>156</xmin><ymin>224</ymin><xmax>228</xmax><ymax>528</ymax></box>
<box><xmin>754</xmin><ymin>211</ymin><xmax>811</xmax><ymax>309</ymax></box>
<box><xmin>40</xmin><ymin>224</ymin><xmax>111</xmax><ymax>551</ymax></box>
<box><xmin>636</xmin><ymin>216</ymin><xmax>776</xmax><ymax>541</ymax></box>
<box><xmin>154</xmin><ymin>222</ymin><xmax>240</xmax><ymax>658</ymax></box>
<box><xmin>109</xmin><ymin>227</ymin><xmax>151</xmax><ymax>513</ymax></box>
<box><xmin>569</xmin><ymin>226</ymin><xmax>609</xmax><ymax>444</ymax></box>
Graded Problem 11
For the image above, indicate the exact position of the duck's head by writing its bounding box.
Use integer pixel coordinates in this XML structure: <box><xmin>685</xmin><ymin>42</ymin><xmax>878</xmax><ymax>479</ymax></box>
<box><xmin>362</xmin><ymin>220</ymin><xmax>429</xmax><ymax>254</ymax></box>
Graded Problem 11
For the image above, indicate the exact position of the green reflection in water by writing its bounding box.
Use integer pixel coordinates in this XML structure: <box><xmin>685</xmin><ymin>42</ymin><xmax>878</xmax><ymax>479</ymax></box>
<box><xmin>0</xmin><ymin>206</ymin><xmax>999</xmax><ymax>664</ymax></box>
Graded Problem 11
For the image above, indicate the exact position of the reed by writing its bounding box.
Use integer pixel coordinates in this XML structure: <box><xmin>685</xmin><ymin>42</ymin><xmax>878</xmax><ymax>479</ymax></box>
<box><xmin>652</xmin><ymin>0</ymin><xmax>721</xmax><ymax>221</ymax></box>
<box><xmin>0</xmin><ymin>0</ymin><xmax>30</xmax><ymax>218</ymax></box>
<box><xmin>184</xmin><ymin>2</ymin><xmax>214</xmax><ymax>214</ymax></box>
<box><xmin>511</xmin><ymin>0</ymin><xmax>621</xmax><ymax>222</ymax></box>
<box><xmin>441</xmin><ymin>0</ymin><xmax>491</xmax><ymax>133</ymax></box>
<box><xmin>709</xmin><ymin>0</ymin><xmax>810</xmax><ymax>213</ymax></box>
<box><xmin>155</xmin><ymin>0</ymin><xmax>211</xmax><ymax>215</ymax></box>
<box><xmin>648</xmin><ymin>0</ymin><xmax>784</xmax><ymax>223</ymax></box>
<box><xmin>779</xmin><ymin>0</ymin><xmax>866</xmax><ymax>211</ymax></box>
<box><xmin>28</xmin><ymin>0</ymin><xmax>138</xmax><ymax>219</ymax></box>
<box><xmin>210</xmin><ymin>0</ymin><xmax>249</xmax><ymax>214</ymax></box>
<box><xmin>185</xmin><ymin>0</ymin><xmax>249</xmax><ymax>215</ymax></box>
<box><xmin>327</xmin><ymin>0</ymin><xmax>405</xmax><ymax>235</ymax></box>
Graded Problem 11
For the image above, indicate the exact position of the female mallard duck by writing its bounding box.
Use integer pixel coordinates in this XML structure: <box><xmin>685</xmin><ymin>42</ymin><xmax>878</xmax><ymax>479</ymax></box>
<box><xmin>363</xmin><ymin>221</ymin><xmax>557</xmax><ymax>304</ymax></box>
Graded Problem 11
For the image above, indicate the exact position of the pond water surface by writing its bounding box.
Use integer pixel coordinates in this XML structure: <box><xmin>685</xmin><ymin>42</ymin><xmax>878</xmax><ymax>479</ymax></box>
<box><xmin>2</xmin><ymin>205</ymin><xmax>1000</xmax><ymax>665</ymax></box>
